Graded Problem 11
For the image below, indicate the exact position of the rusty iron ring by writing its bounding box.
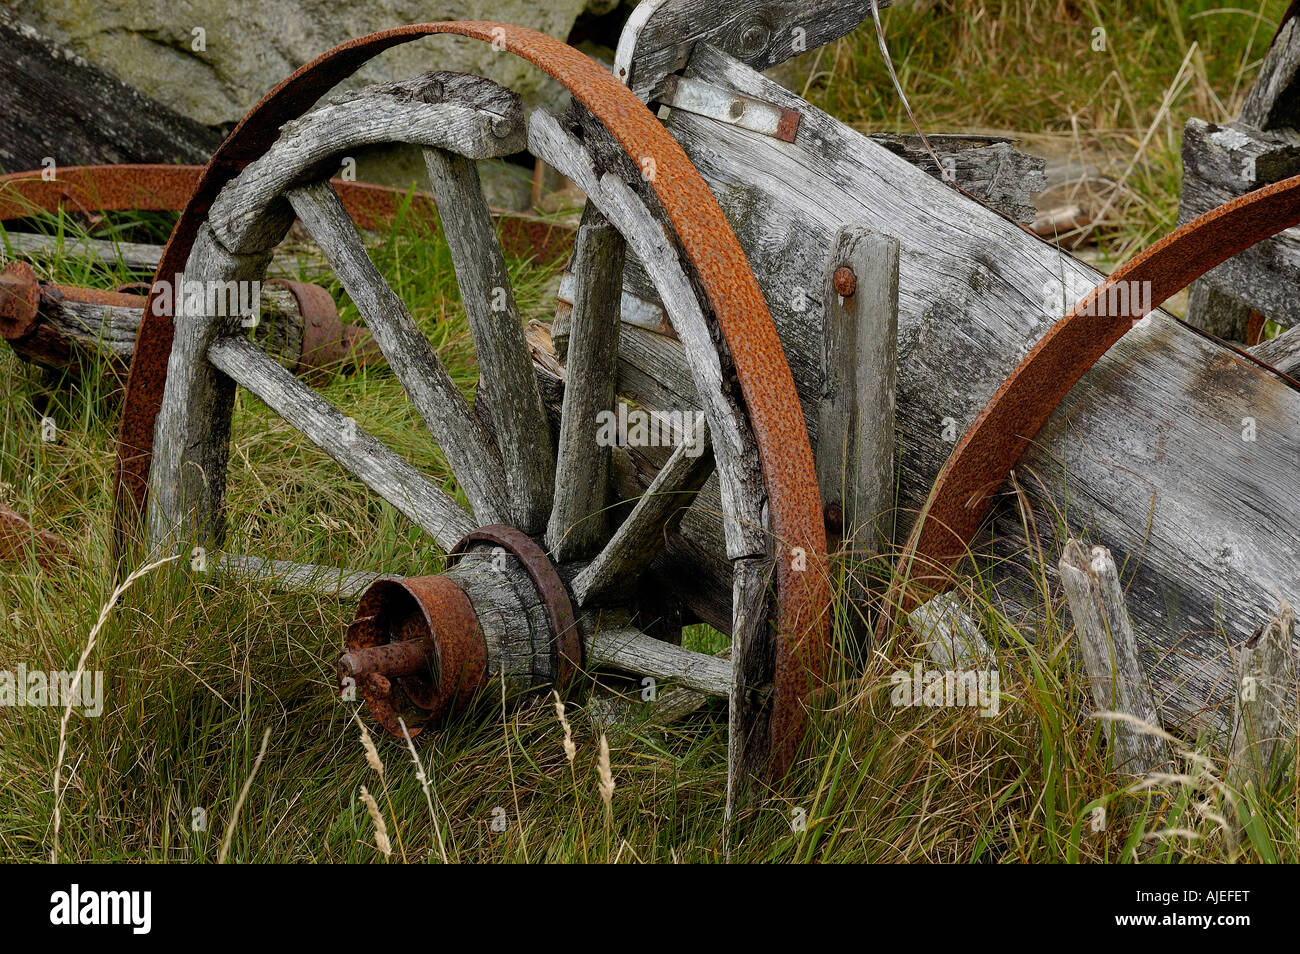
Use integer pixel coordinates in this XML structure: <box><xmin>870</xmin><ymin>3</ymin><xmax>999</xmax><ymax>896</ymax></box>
<box><xmin>344</xmin><ymin>574</ymin><xmax>488</xmax><ymax>737</ymax></box>
<box><xmin>109</xmin><ymin>22</ymin><xmax>828</xmax><ymax>777</ymax></box>
<box><xmin>896</xmin><ymin>172</ymin><xmax>1300</xmax><ymax>617</ymax></box>
<box><xmin>446</xmin><ymin>524</ymin><xmax>582</xmax><ymax>694</ymax></box>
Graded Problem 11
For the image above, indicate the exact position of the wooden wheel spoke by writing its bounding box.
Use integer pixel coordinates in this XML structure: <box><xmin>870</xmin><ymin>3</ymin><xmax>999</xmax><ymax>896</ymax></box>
<box><xmin>286</xmin><ymin>180</ymin><xmax>507</xmax><ymax>525</ymax></box>
<box><xmin>423</xmin><ymin>147</ymin><xmax>554</xmax><ymax>533</ymax></box>
<box><xmin>208</xmin><ymin>334</ymin><xmax>474</xmax><ymax>551</ymax></box>
<box><xmin>546</xmin><ymin>206</ymin><xmax>627</xmax><ymax>561</ymax></box>
<box><xmin>572</xmin><ymin>418</ymin><xmax>714</xmax><ymax>606</ymax></box>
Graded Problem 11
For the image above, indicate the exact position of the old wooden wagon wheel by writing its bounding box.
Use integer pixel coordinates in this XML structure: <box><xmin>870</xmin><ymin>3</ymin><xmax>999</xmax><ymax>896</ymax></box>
<box><xmin>115</xmin><ymin>23</ymin><xmax>829</xmax><ymax>801</ymax></box>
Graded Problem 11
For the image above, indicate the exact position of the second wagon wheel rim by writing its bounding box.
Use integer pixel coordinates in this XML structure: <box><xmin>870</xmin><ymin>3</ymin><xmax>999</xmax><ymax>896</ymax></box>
<box><xmin>114</xmin><ymin>23</ymin><xmax>830</xmax><ymax>782</ymax></box>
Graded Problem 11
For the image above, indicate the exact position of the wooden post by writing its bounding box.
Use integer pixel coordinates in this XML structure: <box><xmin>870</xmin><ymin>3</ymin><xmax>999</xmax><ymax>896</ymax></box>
<box><xmin>1058</xmin><ymin>540</ymin><xmax>1170</xmax><ymax>777</ymax></box>
<box><xmin>815</xmin><ymin>226</ymin><xmax>898</xmax><ymax>638</ymax></box>
<box><xmin>1228</xmin><ymin>600</ymin><xmax>1297</xmax><ymax>794</ymax></box>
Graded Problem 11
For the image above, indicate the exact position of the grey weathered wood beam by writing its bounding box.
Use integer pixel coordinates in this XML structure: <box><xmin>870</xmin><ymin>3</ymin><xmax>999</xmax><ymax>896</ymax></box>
<box><xmin>207</xmin><ymin>334</ymin><xmax>475</xmax><ymax>551</ymax></box>
<box><xmin>288</xmin><ymin>180</ymin><xmax>508</xmax><ymax>526</ymax></box>
<box><xmin>424</xmin><ymin>146</ymin><xmax>555</xmax><ymax>534</ymax></box>
<box><xmin>547</xmin><ymin>206</ymin><xmax>625</xmax><ymax>560</ymax></box>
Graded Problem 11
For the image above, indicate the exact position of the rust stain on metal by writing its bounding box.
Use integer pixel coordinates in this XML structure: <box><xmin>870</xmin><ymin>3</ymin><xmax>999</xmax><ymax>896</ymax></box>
<box><xmin>345</xmin><ymin>574</ymin><xmax>487</xmax><ymax>737</ymax></box>
<box><xmin>894</xmin><ymin>173</ymin><xmax>1300</xmax><ymax>621</ymax></box>
<box><xmin>0</xmin><ymin>262</ymin><xmax>41</xmax><ymax>340</ymax></box>
<box><xmin>447</xmin><ymin>523</ymin><xmax>583</xmax><ymax>694</ymax></box>
<box><xmin>776</xmin><ymin>108</ymin><xmax>802</xmax><ymax>144</ymax></box>
<box><xmin>109</xmin><ymin>22</ymin><xmax>828</xmax><ymax>780</ymax></box>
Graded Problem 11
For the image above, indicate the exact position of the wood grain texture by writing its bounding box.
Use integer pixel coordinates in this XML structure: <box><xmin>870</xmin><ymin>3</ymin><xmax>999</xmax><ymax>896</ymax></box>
<box><xmin>206</xmin><ymin>71</ymin><xmax>525</xmax><ymax>256</ymax></box>
<box><xmin>288</xmin><ymin>180</ymin><xmax>508</xmax><ymax>526</ymax></box>
<box><xmin>815</xmin><ymin>226</ymin><xmax>898</xmax><ymax>552</ymax></box>
<box><xmin>424</xmin><ymin>146</ymin><xmax>554</xmax><ymax>533</ymax></box>
<box><xmin>546</xmin><ymin>205</ymin><xmax>625</xmax><ymax>559</ymax></box>
<box><xmin>1228</xmin><ymin>600</ymin><xmax>1297</xmax><ymax>792</ymax></box>
<box><xmin>657</xmin><ymin>44</ymin><xmax>1300</xmax><ymax>735</ymax></box>
<box><xmin>1178</xmin><ymin>118</ymin><xmax>1300</xmax><ymax>331</ymax></box>
<box><xmin>727</xmin><ymin>554</ymin><xmax>776</xmax><ymax>818</ymax></box>
<box><xmin>1059</xmin><ymin>541</ymin><xmax>1170</xmax><ymax>777</ymax></box>
<box><xmin>207</xmin><ymin>335</ymin><xmax>475</xmax><ymax>551</ymax></box>
<box><xmin>0</xmin><ymin>11</ymin><xmax>220</xmax><ymax>172</ymax></box>
<box><xmin>146</xmin><ymin>223</ymin><xmax>288</xmax><ymax>552</ymax></box>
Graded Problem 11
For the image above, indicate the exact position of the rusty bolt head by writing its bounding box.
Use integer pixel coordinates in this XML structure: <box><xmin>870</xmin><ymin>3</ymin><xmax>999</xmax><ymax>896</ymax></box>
<box><xmin>833</xmin><ymin>266</ymin><xmax>857</xmax><ymax>298</ymax></box>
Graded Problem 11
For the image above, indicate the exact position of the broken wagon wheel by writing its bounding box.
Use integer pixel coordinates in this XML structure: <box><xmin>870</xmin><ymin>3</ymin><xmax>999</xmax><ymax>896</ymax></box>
<box><xmin>116</xmin><ymin>24</ymin><xmax>829</xmax><ymax>795</ymax></box>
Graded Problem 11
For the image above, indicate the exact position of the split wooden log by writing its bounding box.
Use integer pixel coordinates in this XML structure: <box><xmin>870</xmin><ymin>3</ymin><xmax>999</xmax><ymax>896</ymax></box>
<box><xmin>1227</xmin><ymin>600</ymin><xmax>1297</xmax><ymax>794</ymax></box>
<box><xmin>1058</xmin><ymin>541</ymin><xmax>1170</xmax><ymax>777</ymax></box>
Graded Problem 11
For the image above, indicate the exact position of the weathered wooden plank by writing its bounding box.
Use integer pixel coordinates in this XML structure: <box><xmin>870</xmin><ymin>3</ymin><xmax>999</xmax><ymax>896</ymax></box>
<box><xmin>647</xmin><ymin>44</ymin><xmax>1300</xmax><ymax>734</ymax></box>
<box><xmin>572</xmin><ymin>415</ymin><xmax>714</xmax><ymax>607</ymax></box>
<box><xmin>207</xmin><ymin>71</ymin><xmax>525</xmax><ymax>256</ymax></box>
<box><xmin>816</xmin><ymin>226</ymin><xmax>898</xmax><ymax>553</ymax></box>
<box><xmin>1240</xmin><ymin>12</ymin><xmax>1300</xmax><ymax>131</ymax></box>
<box><xmin>288</xmin><ymin>180</ymin><xmax>508</xmax><ymax>526</ymax></box>
<box><xmin>214</xmin><ymin>553</ymin><xmax>388</xmax><ymax>599</ymax></box>
<box><xmin>1178</xmin><ymin>118</ymin><xmax>1300</xmax><ymax>331</ymax></box>
<box><xmin>207</xmin><ymin>334</ymin><xmax>475</xmax><ymax>551</ymax></box>
<box><xmin>587</xmin><ymin>626</ymin><xmax>731</xmax><ymax>697</ymax></box>
<box><xmin>1250</xmin><ymin>323</ymin><xmax>1300</xmax><ymax>375</ymax></box>
<box><xmin>546</xmin><ymin>206</ymin><xmax>625</xmax><ymax>559</ymax></box>
<box><xmin>1228</xmin><ymin>600</ymin><xmax>1296</xmax><ymax>792</ymax></box>
<box><xmin>1059</xmin><ymin>541</ymin><xmax>1170</xmax><ymax>777</ymax></box>
<box><xmin>424</xmin><ymin>146</ymin><xmax>554</xmax><ymax>533</ymax></box>
<box><xmin>866</xmin><ymin>133</ymin><xmax>1045</xmax><ymax>224</ymax></box>
<box><xmin>146</xmin><ymin>223</ymin><xmax>288</xmax><ymax>552</ymax></box>
<box><xmin>0</xmin><ymin>11</ymin><xmax>220</xmax><ymax>172</ymax></box>
<box><xmin>615</xmin><ymin>0</ymin><xmax>892</xmax><ymax>101</ymax></box>
<box><xmin>727</xmin><ymin>554</ymin><xmax>776</xmax><ymax>819</ymax></box>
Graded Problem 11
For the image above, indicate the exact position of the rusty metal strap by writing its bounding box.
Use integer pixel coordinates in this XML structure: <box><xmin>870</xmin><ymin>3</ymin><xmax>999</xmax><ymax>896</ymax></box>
<box><xmin>900</xmin><ymin>173</ymin><xmax>1300</xmax><ymax>610</ymax></box>
<box><xmin>108</xmin><ymin>23</ymin><xmax>826</xmax><ymax>778</ymax></box>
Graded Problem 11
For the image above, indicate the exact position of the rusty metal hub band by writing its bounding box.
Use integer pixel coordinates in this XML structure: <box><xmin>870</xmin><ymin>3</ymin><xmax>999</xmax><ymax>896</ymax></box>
<box><xmin>344</xmin><ymin>573</ymin><xmax>488</xmax><ymax>737</ymax></box>
<box><xmin>110</xmin><ymin>22</ymin><xmax>828</xmax><ymax>776</ymax></box>
<box><xmin>900</xmin><ymin>172</ymin><xmax>1300</xmax><ymax>612</ymax></box>
<box><xmin>447</xmin><ymin>524</ymin><xmax>582</xmax><ymax>693</ymax></box>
